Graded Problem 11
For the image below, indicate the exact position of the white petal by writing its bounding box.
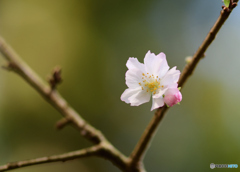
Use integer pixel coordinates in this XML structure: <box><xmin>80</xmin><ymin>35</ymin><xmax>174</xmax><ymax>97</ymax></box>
<box><xmin>157</xmin><ymin>52</ymin><xmax>170</xmax><ymax>78</ymax></box>
<box><xmin>151</xmin><ymin>97</ymin><xmax>164</xmax><ymax>111</ymax></box>
<box><xmin>161</xmin><ymin>66</ymin><xmax>180</xmax><ymax>86</ymax></box>
<box><xmin>164</xmin><ymin>87</ymin><xmax>179</xmax><ymax>95</ymax></box>
<box><xmin>168</xmin><ymin>83</ymin><xmax>178</xmax><ymax>89</ymax></box>
<box><xmin>125</xmin><ymin>68</ymin><xmax>143</xmax><ymax>88</ymax></box>
<box><xmin>153</xmin><ymin>87</ymin><xmax>168</xmax><ymax>99</ymax></box>
<box><xmin>126</xmin><ymin>57</ymin><xmax>145</xmax><ymax>71</ymax></box>
<box><xmin>128</xmin><ymin>89</ymin><xmax>151</xmax><ymax>106</ymax></box>
<box><xmin>144</xmin><ymin>51</ymin><xmax>169</xmax><ymax>76</ymax></box>
<box><xmin>121</xmin><ymin>87</ymin><xmax>142</xmax><ymax>103</ymax></box>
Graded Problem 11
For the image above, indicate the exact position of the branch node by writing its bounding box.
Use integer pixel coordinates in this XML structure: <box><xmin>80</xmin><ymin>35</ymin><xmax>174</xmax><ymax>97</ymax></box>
<box><xmin>223</xmin><ymin>6</ymin><xmax>230</xmax><ymax>12</ymax></box>
<box><xmin>2</xmin><ymin>62</ymin><xmax>19</xmax><ymax>71</ymax></box>
<box><xmin>55</xmin><ymin>117</ymin><xmax>72</xmax><ymax>130</ymax></box>
<box><xmin>49</xmin><ymin>66</ymin><xmax>62</xmax><ymax>90</ymax></box>
<box><xmin>231</xmin><ymin>2</ymin><xmax>238</xmax><ymax>8</ymax></box>
<box><xmin>2</xmin><ymin>65</ymin><xmax>12</xmax><ymax>71</ymax></box>
<box><xmin>201</xmin><ymin>53</ymin><xmax>206</xmax><ymax>58</ymax></box>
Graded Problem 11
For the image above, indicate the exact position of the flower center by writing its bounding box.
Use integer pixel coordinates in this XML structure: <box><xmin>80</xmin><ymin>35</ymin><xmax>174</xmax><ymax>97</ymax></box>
<box><xmin>139</xmin><ymin>73</ymin><xmax>164</xmax><ymax>94</ymax></box>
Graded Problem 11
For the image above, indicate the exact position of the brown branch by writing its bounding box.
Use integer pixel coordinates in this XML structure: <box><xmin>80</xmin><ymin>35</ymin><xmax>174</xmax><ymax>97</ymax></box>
<box><xmin>49</xmin><ymin>66</ymin><xmax>62</xmax><ymax>90</ymax></box>
<box><xmin>0</xmin><ymin>37</ymin><xmax>130</xmax><ymax>171</ymax></box>
<box><xmin>0</xmin><ymin>1</ymin><xmax>238</xmax><ymax>172</ymax></box>
<box><xmin>0</xmin><ymin>37</ymin><xmax>105</xmax><ymax>144</ymax></box>
<box><xmin>178</xmin><ymin>2</ymin><xmax>237</xmax><ymax>88</ymax></box>
<box><xmin>129</xmin><ymin>2</ymin><xmax>238</xmax><ymax>167</ymax></box>
<box><xmin>129</xmin><ymin>106</ymin><xmax>168</xmax><ymax>167</ymax></box>
<box><xmin>0</xmin><ymin>142</ymin><xmax>132</xmax><ymax>172</ymax></box>
<box><xmin>55</xmin><ymin>117</ymin><xmax>72</xmax><ymax>130</ymax></box>
<box><xmin>0</xmin><ymin>146</ymin><xmax>102</xmax><ymax>172</ymax></box>
<box><xmin>0</xmin><ymin>143</ymin><xmax>134</xmax><ymax>172</ymax></box>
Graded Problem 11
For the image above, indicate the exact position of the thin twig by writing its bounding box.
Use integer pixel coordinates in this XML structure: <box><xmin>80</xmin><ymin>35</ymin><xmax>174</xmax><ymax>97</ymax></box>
<box><xmin>0</xmin><ymin>1</ymin><xmax>238</xmax><ymax>172</ymax></box>
<box><xmin>0</xmin><ymin>37</ymin><xmax>130</xmax><ymax>171</ymax></box>
<box><xmin>129</xmin><ymin>2</ymin><xmax>238</xmax><ymax>166</ymax></box>
<box><xmin>0</xmin><ymin>143</ymin><xmax>133</xmax><ymax>172</ymax></box>
<box><xmin>0</xmin><ymin>37</ymin><xmax>105</xmax><ymax>144</ymax></box>
<box><xmin>178</xmin><ymin>2</ymin><xmax>237</xmax><ymax>88</ymax></box>
<box><xmin>49</xmin><ymin>66</ymin><xmax>62</xmax><ymax>90</ymax></box>
<box><xmin>129</xmin><ymin>106</ymin><xmax>168</xmax><ymax>166</ymax></box>
<box><xmin>0</xmin><ymin>145</ymin><xmax>102</xmax><ymax>172</ymax></box>
<box><xmin>55</xmin><ymin>117</ymin><xmax>72</xmax><ymax>130</ymax></box>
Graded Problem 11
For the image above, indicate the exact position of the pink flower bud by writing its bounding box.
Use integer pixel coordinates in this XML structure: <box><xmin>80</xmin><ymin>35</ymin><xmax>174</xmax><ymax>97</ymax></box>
<box><xmin>163</xmin><ymin>88</ymin><xmax>182</xmax><ymax>107</ymax></box>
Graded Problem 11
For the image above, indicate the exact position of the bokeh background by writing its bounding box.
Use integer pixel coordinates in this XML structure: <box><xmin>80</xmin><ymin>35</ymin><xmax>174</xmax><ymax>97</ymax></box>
<box><xmin>0</xmin><ymin>0</ymin><xmax>240</xmax><ymax>171</ymax></box>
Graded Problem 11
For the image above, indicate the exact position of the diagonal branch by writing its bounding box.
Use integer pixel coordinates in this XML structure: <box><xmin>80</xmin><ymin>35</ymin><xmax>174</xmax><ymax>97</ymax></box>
<box><xmin>178</xmin><ymin>1</ymin><xmax>238</xmax><ymax>88</ymax></box>
<box><xmin>0</xmin><ymin>1</ymin><xmax>238</xmax><ymax>172</ymax></box>
<box><xmin>129</xmin><ymin>2</ymin><xmax>238</xmax><ymax>167</ymax></box>
<box><xmin>0</xmin><ymin>37</ymin><xmax>104</xmax><ymax>144</ymax></box>
<box><xmin>0</xmin><ymin>37</ymin><xmax>129</xmax><ymax>171</ymax></box>
<box><xmin>0</xmin><ymin>145</ymin><xmax>102</xmax><ymax>172</ymax></box>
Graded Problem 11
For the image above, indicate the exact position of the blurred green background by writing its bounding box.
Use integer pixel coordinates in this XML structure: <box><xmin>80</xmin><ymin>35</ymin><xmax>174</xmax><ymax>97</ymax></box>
<box><xmin>0</xmin><ymin>0</ymin><xmax>240</xmax><ymax>171</ymax></box>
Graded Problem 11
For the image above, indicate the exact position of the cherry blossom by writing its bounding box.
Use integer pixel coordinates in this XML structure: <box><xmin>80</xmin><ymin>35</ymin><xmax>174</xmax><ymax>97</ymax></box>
<box><xmin>121</xmin><ymin>50</ymin><xmax>182</xmax><ymax>111</ymax></box>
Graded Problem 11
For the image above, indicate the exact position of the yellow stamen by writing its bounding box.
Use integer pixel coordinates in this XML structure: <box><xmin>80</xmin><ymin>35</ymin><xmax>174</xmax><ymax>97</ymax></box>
<box><xmin>141</xmin><ymin>72</ymin><xmax>162</xmax><ymax>94</ymax></box>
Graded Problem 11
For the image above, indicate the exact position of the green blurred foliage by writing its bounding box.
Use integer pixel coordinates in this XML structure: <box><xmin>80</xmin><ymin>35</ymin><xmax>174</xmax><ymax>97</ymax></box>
<box><xmin>0</xmin><ymin>0</ymin><xmax>240</xmax><ymax>171</ymax></box>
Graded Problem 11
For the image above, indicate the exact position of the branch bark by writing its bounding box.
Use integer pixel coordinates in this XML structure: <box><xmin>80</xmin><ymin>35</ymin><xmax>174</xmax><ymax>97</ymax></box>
<box><xmin>0</xmin><ymin>1</ymin><xmax>238</xmax><ymax>172</ymax></box>
<box><xmin>0</xmin><ymin>38</ymin><xmax>104</xmax><ymax>143</ymax></box>
<box><xmin>0</xmin><ymin>37</ymin><xmax>130</xmax><ymax>171</ymax></box>
<box><xmin>129</xmin><ymin>2</ymin><xmax>238</xmax><ymax>167</ymax></box>
<box><xmin>0</xmin><ymin>145</ymin><xmax>102</xmax><ymax>172</ymax></box>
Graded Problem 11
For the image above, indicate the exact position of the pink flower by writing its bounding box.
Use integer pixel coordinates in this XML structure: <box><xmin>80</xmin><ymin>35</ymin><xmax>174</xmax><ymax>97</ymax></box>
<box><xmin>121</xmin><ymin>50</ymin><xmax>181</xmax><ymax>111</ymax></box>
<box><xmin>163</xmin><ymin>87</ymin><xmax>182</xmax><ymax>107</ymax></box>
